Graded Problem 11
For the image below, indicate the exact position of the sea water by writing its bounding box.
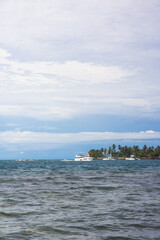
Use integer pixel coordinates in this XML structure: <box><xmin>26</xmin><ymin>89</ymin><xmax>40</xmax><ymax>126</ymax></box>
<box><xmin>0</xmin><ymin>159</ymin><xmax>160</xmax><ymax>240</ymax></box>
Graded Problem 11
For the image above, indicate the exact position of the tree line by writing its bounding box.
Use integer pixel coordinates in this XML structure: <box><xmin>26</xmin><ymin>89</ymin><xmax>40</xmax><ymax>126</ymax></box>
<box><xmin>88</xmin><ymin>145</ymin><xmax>160</xmax><ymax>159</ymax></box>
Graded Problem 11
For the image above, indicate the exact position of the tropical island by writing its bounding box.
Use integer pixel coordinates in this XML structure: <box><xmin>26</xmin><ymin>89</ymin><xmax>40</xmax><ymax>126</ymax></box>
<box><xmin>88</xmin><ymin>145</ymin><xmax>160</xmax><ymax>159</ymax></box>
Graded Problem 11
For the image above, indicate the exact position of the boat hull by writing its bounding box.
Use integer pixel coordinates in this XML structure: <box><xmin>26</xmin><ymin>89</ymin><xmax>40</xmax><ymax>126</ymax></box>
<box><xmin>74</xmin><ymin>157</ymin><xmax>94</xmax><ymax>161</ymax></box>
<box><xmin>125</xmin><ymin>158</ymin><xmax>135</xmax><ymax>160</ymax></box>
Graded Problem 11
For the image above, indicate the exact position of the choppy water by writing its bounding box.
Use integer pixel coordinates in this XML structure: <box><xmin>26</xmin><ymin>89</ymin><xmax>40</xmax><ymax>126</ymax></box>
<box><xmin>0</xmin><ymin>159</ymin><xmax>160</xmax><ymax>240</ymax></box>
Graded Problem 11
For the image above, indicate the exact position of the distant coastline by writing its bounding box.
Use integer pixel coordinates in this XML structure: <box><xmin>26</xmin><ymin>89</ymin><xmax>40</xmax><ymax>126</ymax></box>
<box><xmin>88</xmin><ymin>145</ymin><xmax>160</xmax><ymax>160</ymax></box>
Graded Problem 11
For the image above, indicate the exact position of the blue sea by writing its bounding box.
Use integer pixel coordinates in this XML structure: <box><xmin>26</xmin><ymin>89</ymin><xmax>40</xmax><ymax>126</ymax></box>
<box><xmin>0</xmin><ymin>159</ymin><xmax>160</xmax><ymax>240</ymax></box>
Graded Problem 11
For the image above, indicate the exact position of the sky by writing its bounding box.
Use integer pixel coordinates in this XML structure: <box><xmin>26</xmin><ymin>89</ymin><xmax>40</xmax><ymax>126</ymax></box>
<box><xmin>0</xmin><ymin>0</ymin><xmax>160</xmax><ymax>159</ymax></box>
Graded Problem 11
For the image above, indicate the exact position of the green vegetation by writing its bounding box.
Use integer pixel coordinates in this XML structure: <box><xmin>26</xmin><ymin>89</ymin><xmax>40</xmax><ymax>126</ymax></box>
<box><xmin>88</xmin><ymin>145</ymin><xmax>160</xmax><ymax>159</ymax></box>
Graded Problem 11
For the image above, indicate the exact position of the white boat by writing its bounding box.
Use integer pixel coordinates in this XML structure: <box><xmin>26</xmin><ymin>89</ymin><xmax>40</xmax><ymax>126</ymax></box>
<box><xmin>62</xmin><ymin>159</ymin><xmax>73</xmax><ymax>162</ymax></box>
<box><xmin>125</xmin><ymin>155</ymin><xmax>140</xmax><ymax>160</ymax></box>
<box><xmin>103</xmin><ymin>157</ymin><xmax>115</xmax><ymax>160</ymax></box>
<box><xmin>102</xmin><ymin>157</ymin><xmax>110</xmax><ymax>160</ymax></box>
<box><xmin>125</xmin><ymin>157</ymin><xmax>135</xmax><ymax>160</ymax></box>
<box><xmin>74</xmin><ymin>154</ymin><xmax>94</xmax><ymax>161</ymax></box>
<box><xmin>15</xmin><ymin>159</ymin><xmax>25</xmax><ymax>161</ymax></box>
<box><xmin>108</xmin><ymin>157</ymin><xmax>115</xmax><ymax>160</ymax></box>
<box><xmin>102</xmin><ymin>157</ymin><xmax>115</xmax><ymax>160</ymax></box>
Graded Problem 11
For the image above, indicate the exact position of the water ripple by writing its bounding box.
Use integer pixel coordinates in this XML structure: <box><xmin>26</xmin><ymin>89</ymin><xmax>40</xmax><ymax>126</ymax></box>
<box><xmin>0</xmin><ymin>159</ymin><xmax>159</xmax><ymax>239</ymax></box>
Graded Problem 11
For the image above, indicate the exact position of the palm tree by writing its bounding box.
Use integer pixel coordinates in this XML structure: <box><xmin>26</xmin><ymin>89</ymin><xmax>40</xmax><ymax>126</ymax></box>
<box><xmin>108</xmin><ymin>147</ymin><xmax>111</xmax><ymax>156</ymax></box>
<box><xmin>112</xmin><ymin>144</ymin><xmax>116</xmax><ymax>150</ymax></box>
<box><xmin>104</xmin><ymin>148</ymin><xmax>107</xmax><ymax>156</ymax></box>
<box><xmin>118</xmin><ymin>145</ymin><xmax>121</xmax><ymax>151</ymax></box>
<box><xmin>111</xmin><ymin>144</ymin><xmax>116</xmax><ymax>157</ymax></box>
<box><xmin>143</xmin><ymin>145</ymin><xmax>147</xmax><ymax>153</ymax></box>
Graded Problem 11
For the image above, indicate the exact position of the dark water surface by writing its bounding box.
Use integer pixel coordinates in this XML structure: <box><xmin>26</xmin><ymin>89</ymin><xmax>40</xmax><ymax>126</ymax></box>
<box><xmin>0</xmin><ymin>159</ymin><xmax>160</xmax><ymax>240</ymax></box>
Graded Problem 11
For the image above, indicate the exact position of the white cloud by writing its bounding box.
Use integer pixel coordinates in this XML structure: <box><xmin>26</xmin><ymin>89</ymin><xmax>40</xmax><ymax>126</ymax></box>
<box><xmin>0</xmin><ymin>130</ymin><xmax>159</xmax><ymax>150</ymax></box>
<box><xmin>140</xmin><ymin>130</ymin><xmax>155</xmax><ymax>134</ymax></box>
<box><xmin>0</xmin><ymin>49</ymin><xmax>11</xmax><ymax>59</ymax></box>
<box><xmin>0</xmin><ymin>53</ymin><xmax>135</xmax><ymax>85</ymax></box>
<box><xmin>0</xmin><ymin>0</ymin><xmax>160</xmax><ymax>60</ymax></box>
<box><xmin>0</xmin><ymin>1</ymin><xmax>160</xmax><ymax>121</ymax></box>
<box><xmin>0</xmin><ymin>49</ymin><xmax>159</xmax><ymax>121</ymax></box>
<box><xmin>0</xmin><ymin>48</ymin><xmax>144</xmax><ymax>120</ymax></box>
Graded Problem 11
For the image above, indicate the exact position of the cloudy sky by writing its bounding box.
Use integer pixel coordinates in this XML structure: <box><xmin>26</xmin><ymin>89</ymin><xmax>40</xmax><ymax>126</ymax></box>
<box><xmin>0</xmin><ymin>0</ymin><xmax>160</xmax><ymax>159</ymax></box>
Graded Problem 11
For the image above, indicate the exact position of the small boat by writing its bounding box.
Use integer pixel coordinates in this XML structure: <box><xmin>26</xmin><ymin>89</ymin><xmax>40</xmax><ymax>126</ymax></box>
<box><xmin>74</xmin><ymin>154</ymin><xmax>94</xmax><ymax>161</ymax></box>
<box><xmin>102</xmin><ymin>157</ymin><xmax>110</xmax><ymax>160</ymax></box>
<box><xmin>15</xmin><ymin>159</ymin><xmax>25</xmax><ymax>161</ymax></box>
<box><xmin>102</xmin><ymin>157</ymin><xmax>115</xmax><ymax>160</ymax></box>
<box><xmin>125</xmin><ymin>155</ymin><xmax>140</xmax><ymax>160</ymax></box>
<box><xmin>62</xmin><ymin>159</ymin><xmax>73</xmax><ymax>162</ymax></box>
<box><xmin>108</xmin><ymin>157</ymin><xmax>115</xmax><ymax>160</ymax></box>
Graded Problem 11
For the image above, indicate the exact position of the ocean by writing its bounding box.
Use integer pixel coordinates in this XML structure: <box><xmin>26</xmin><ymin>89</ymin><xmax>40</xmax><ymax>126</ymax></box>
<box><xmin>0</xmin><ymin>159</ymin><xmax>160</xmax><ymax>240</ymax></box>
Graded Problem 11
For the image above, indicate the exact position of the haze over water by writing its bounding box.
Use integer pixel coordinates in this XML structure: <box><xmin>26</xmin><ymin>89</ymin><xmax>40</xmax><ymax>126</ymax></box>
<box><xmin>0</xmin><ymin>159</ymin><xmax>160</xmax><ymax>240</ymax></box>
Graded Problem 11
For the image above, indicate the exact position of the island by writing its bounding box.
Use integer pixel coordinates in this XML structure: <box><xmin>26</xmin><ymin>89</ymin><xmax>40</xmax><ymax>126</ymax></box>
<box><xmin>87</xmin><ymin>145</ymin><xmax>160</xmax><ymax>160</ymax></box>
